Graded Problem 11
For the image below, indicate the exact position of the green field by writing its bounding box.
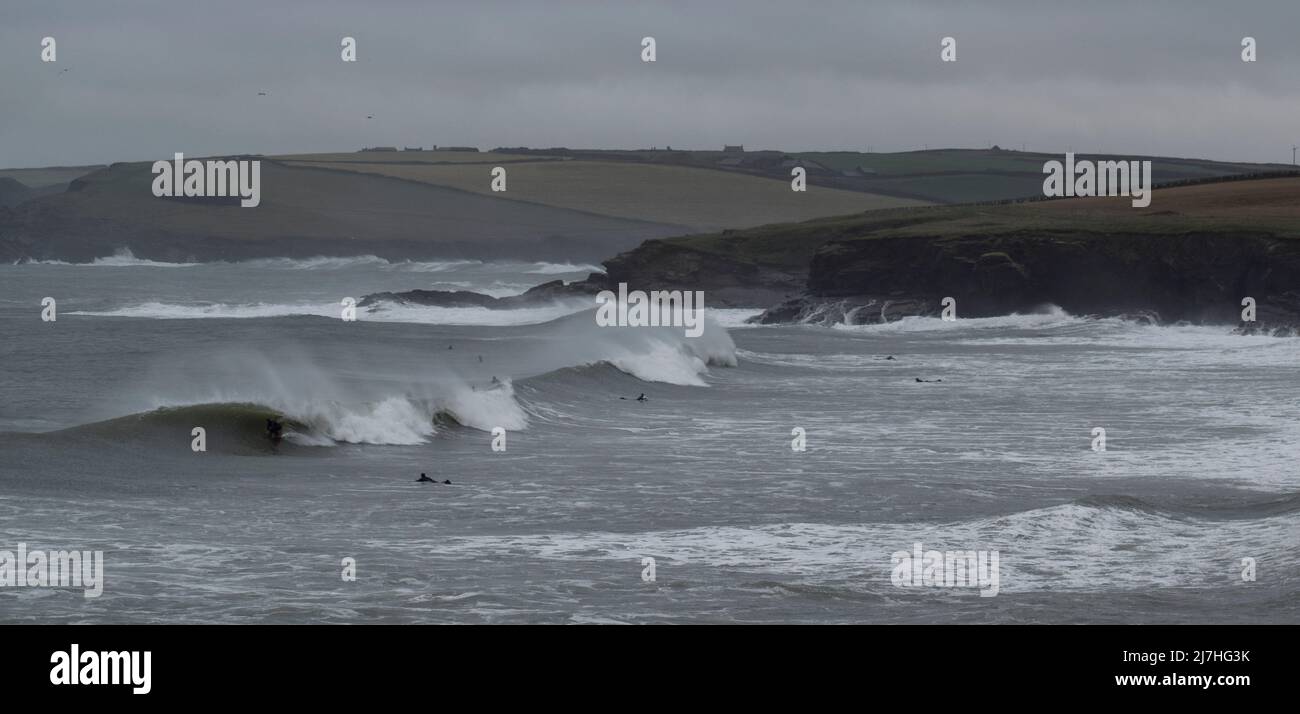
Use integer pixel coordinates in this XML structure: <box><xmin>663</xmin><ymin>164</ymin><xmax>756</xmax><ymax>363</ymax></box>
<box><xmin>654</xmin><ymin>176</ymin><xmax>1300</xmax><ymax>277</ymax></box>
<box><xmin>0</xmin><ymin>166</ymin><xmax>102</xmax><ymax>188</ymax></box>
<box><xmin>280</xmin><ymin>157</ymin><xmax>928</xmax><ymax>231</ymax></box>
<box><xmin>793</xmin><ymin>148</ymin><xmax>1290</xmax><ymax>203</ymax></box>
<box><xmin>271</xmin><ymin>150</ymin><xmax>540</xmax><ymax>165</ymax></box>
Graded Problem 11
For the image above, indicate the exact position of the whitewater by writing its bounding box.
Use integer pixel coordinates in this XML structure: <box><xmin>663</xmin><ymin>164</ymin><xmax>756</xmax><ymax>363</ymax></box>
<box><xmin>1</xmin><ymin>258</ymin><xmax>1297</xmax><ymax>623</ymax></box>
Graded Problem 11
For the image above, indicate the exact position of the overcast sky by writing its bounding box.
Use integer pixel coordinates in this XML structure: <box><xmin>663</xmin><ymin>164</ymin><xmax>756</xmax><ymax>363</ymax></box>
<box><xmin>3</xmin><ymin>0</ymin><xmax>1298</xmax><ymax>168</ymax></box>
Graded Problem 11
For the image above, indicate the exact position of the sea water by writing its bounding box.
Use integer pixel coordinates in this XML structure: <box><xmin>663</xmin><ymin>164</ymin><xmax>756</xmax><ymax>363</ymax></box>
<box><xmin>1</xmin><ymin>255</ymin><xmax>1297</xmax><ymax>623</ymax></box>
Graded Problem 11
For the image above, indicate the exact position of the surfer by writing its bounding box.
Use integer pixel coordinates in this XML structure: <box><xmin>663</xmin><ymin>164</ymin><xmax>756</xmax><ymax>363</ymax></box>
<box><xmin>417</xmin><ymin>473</ymin><xmax>435</xmax><ymax>483</ymax></box>
<box><xmin>636</xmin><ymin>393</ymin><xmax>647</xmax><ymax>402</ymax></box>
<box><xmin>266</xmin><ymin>417</ymin><xmax>284</xmax><ymax>441</ymax></box>
<box><xmin>915</xmin><ymin>378</ymin><xmax>943</xmax><ymax>383</ymax></box>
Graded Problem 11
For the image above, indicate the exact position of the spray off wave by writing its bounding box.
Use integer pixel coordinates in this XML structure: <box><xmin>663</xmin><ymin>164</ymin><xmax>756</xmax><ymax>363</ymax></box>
<box><xmin>536</xmin><ymin>307</ymin><xmax>737</xmax><ymax>387</ymax></box>
<box><xmin>108</xmin><ymin>382</ymin><xmax>528</xmax><ymax>448</ymax></box>
<box><xmin>66</xmin><ymin>309</ymin><xmax>739</xmax><ymax>446</ymax></box>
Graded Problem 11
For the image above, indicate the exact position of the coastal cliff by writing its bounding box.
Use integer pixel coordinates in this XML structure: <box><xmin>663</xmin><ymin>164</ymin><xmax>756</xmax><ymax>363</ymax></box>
<box><xmin>760</xmin><ymin>231</ymin><xmax>1300</xmax><ymax>333</ymax></box>
<box><xmin>364</xmin><ymin>177</ymin><xmax>1300</xmax><ymax>334</ymax></box>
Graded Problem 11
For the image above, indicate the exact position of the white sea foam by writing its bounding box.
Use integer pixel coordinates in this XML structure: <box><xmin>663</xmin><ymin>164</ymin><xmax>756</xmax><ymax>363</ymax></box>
<box><xmin>69</xmin><ymin>300</ymin><xmax>590</xmax><ymax>325</ymax></box>
<box><xmin>18</xmin><ymin>248</ymin><xmax>197</xmax><ymax>268</ymax></box>
<box><xmin>432</xmin><ymin>502</ymin><xmax>1299</xmax><ymax>593</ymax></box>
<box><xmin>70</xmin><ymin>302</ymin><xmax>336</xmax><ymax>320</ymax></box>
<box><xmin>434</xmin><ymin>379</ymin><xmax>529</xmax><ymax>432</ymax></box>
<box><xmin>90</xmin><ymin>336</ymin><xmax>539</xmax><ymax>446</ymax></box>
<box><xmin>15</xmin><ymin>251</ymin><xmax>600</xmax><ymax>276</ymax></box>
<box><xmin>547</xmin><ymin>308</ymin><xmax>739</xmax><ymax>386</ymax></box>
<box><xmin>523</xmin><ymin>261</ymin><xmax>604</xmax><ymax>275</ymax></box>
<box><xmin>709</xmin><ymin>308</ymin><xmax>765</xmax><ymax>328</ymax></box>
<box><xmin>362</xmin><ymin>301</ymin><xmax>590</xmax><ymax>326</ymax></box>
<box><xmin>832</xmin><ymin>304</ymin><xmax>1082</xmax><ymax>333</ymax></box>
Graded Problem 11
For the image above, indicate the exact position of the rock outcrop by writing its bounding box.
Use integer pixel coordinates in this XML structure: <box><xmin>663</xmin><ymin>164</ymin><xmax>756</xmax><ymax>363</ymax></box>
<box><xmin>756</xmin><ymin>231</ymin><xmax>1300</xmax><ymax>332</ymax></box>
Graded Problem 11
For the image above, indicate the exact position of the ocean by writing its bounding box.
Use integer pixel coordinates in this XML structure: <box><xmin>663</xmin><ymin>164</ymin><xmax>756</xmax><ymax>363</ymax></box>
<box><xmin>2</xmin><ymin>253</ymin><xmax>1298</xmax><ymax>623</ymax></box>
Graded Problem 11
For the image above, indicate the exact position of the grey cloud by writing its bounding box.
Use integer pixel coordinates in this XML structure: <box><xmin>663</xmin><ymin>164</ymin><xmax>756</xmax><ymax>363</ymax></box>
<box><xmin>2</xmin><ymin>0</ymin><xmax>1297</xmax><ymax>167</ymax></box>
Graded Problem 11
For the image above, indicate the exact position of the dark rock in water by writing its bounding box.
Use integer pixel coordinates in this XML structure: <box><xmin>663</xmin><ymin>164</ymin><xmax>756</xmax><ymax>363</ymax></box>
<box><xmin>360</xmin><ymin>241</ymin><xmax>801</xmax><ymax>311</ymax></box>
<box><xmin>1234</xmin><ymin>321</ymin><xmax>1298</xmax><ymax>337</ymax></box>
<box><xmin>517</xmin><ymin>278</ymin><xmax>606</xmax><ymax>302</ymax></box>
<box><xmin>754</xmin><ymin>233</ymin><xmax>1300</xmax><ymax>333</ymax></box>
<box><xmin>359</xmin><ymin>278</ymin><xmax>605</xmax><ymax>310</ymax></box>
<box><xmin>360</xmin><ymin>289</ymin><xmax>500</xmax><ymax>309</ymax></box>
<box><xmin>598</xmin><ymin>239</ymin><xmax>803</xmax><ymax>307</ymax></box>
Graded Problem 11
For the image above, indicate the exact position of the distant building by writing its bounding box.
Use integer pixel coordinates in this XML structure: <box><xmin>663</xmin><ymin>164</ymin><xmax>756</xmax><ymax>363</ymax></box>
<box><xmin>723</xmin><ymin>145</ymin><xmax>744</xmax><ymax>153</ymax></box>
<box><xmin>403</xmin><ymin>146</ymin><xmax>424</xmax><ymax>151</ymax></box>
<box><xmin>434</xmin><ymin>145</ymin><xmax>479</xmax><ymax>152</ymax></box>
<box><xmin>360</xmin><ymin>146</ymin><xmax>398</xmax><ymax>152</ymax></box>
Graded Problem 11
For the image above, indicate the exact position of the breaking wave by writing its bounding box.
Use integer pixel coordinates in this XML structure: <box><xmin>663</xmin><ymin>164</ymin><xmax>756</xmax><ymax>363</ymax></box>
<box><xmin>14</xmin><ymin>250</ymin><xmax>601</xmax><ymax>275</ymax></box>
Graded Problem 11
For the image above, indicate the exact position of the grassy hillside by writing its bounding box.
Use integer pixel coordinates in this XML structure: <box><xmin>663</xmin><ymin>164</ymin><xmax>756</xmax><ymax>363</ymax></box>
<box><xmin>276</xmin><ymin>156</ymin><xmax>926</xmax><ymax>231</ymax></box>
<box><xmin>0</xmin><ymin>166</ymin><xmax>103</xmax><ymax>188</ymax></box>
<box><xmin>633</xmin><ymin>175</ymin><xmax>1300</xmax><ymax>280</ymax></box>
<box><xmin>5</xmin><ymin>147</ymin><xmax>1291</xmax><ymax>266</ymax></box>
<box><xmin>0</xmin><ymin>160</ymin><xmax>686</xmax><ymax>263</ymax></box>
<box><xmin>468</xmin><ymin>147</ymin><xmax>1290</xmax><ymax>204</ymax></box>
<box><xmin>270</xmin><ymin>150</ymin><xmax>539</xmax><ymax>164</ymax></box>
<box><xmin>793</xmin><ymin>149</ymin><xmax>1291</xmax><ymax>203</ymax></box>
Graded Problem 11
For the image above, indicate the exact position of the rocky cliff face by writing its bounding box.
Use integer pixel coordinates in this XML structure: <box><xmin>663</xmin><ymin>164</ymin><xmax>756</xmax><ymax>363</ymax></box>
<box><xmin>757</xmin><ymin>231</ymin><xmax>1300</xmax><ymax>332</ymax></box>
<box><xmin>593</xmin><ymin>239</ymin><xmax>806</xmax><ymax>307</ymax></box>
